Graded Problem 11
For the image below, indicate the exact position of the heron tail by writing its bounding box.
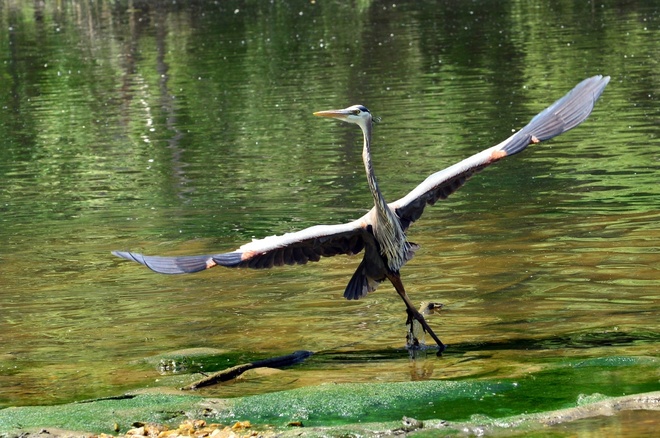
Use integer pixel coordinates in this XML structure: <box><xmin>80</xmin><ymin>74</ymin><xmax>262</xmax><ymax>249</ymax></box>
<box><xmin>344</xmin><ymin>242</ymin><xmax>419</xmax><ymax>300</ymax></box>
<box><xmin>344</xmin><ymin>259</ymin><xmax>383</xmax><ymax>300</ymax></box>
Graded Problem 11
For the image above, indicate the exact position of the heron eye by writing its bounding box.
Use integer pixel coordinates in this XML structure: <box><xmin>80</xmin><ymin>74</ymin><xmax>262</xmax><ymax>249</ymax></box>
<box><xmin>353</xmin><ymin>109</ymin><xmax>361</xmax><ymax>115</ymax></box>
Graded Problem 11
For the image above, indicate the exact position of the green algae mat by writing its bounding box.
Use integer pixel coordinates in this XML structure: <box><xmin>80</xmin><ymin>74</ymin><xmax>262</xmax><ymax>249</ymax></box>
<box><xmin>1</xmin><ymin>355</ymin><xmax>658</xmax><ymax>436</ymax></box>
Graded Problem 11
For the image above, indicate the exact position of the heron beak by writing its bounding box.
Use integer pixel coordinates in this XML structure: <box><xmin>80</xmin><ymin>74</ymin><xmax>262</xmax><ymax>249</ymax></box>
<box><xmin>313</xmin><ymin>109</ymin><xmax>351</xmax><ymax>120</ymax></box>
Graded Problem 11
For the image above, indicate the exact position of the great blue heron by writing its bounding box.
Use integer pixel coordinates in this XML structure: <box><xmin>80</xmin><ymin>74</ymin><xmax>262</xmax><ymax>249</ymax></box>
<box><xmin>113</xmin><ymin>75</ymin><xmax>610</xmax><ymax>352</ymax></box>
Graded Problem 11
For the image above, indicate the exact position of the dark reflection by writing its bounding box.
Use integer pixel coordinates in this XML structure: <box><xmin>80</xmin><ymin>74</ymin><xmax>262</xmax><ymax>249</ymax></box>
<box><xmin>173</xmin><ymin>330</ymin><xmax>658</xmax><ymax>376</ymax></box>
<box><xmin>310</xmin><ymin>330</ymin><xmax>660</xmax><ymax>364</ymax></box>
<box><xmin>447</xmin><ymin>330</ymin><xmax>660</xmax><ymax>353</ymax></box>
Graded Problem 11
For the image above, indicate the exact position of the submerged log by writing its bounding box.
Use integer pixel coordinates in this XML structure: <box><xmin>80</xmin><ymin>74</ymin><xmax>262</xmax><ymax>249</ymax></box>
<box><xmin>182</xmin><ymin>350</ymin><xmax>313</xmax><ymax>390</ymax></box>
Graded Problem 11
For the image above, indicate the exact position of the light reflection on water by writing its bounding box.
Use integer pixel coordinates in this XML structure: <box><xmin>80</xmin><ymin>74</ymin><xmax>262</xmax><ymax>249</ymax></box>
<box><xmin>0</xmin><ymin>2</ymin><xmax>658</xmax><ymax>424</ymax></box>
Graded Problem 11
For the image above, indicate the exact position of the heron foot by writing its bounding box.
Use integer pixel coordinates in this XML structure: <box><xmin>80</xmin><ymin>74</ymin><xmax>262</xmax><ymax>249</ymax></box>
<box><xmin>405</xmin><ymin>307</ymin><xmax>445</xmax><ymax>353</ymax></box>
<box><xmin>386</xmin><ymin>273</ymin><xmax>445</xmax><ymax>352</ymax></box>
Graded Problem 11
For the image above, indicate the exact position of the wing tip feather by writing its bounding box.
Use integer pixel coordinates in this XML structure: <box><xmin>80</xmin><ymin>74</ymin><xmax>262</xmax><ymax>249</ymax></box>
<box><xmin>112</xmin><ymin>250</ymin><xmax>222</xmax><ymax>274</ymax></box>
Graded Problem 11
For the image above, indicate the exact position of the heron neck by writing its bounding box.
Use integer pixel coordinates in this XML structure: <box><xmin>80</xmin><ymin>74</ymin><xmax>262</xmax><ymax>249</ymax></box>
<box><xmin>361</xmin><ymin>120</ymin><xmax>408</xmax><ymax>271</ymax></box>
<box><xmin>361</xmin><ymin>121</ymin><xmax>388</xmax><ymax>213</ymax></box>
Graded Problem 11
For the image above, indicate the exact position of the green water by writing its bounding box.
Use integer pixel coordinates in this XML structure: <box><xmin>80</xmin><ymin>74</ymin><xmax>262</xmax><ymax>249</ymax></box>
<box><xmin>0</xmin><ymin>0</ymin><xmax>658</xmax><ymax>431</ymax></box>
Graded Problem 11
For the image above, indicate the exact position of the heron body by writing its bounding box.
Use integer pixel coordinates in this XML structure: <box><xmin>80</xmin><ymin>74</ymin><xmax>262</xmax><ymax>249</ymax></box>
<box><xmin>113</xmin><ymin>76</ymin><xmax>610</xmax><ymax>352</ymax></box>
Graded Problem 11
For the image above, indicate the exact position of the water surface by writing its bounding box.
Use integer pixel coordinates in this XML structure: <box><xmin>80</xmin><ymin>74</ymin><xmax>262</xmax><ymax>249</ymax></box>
<box><xmin>0</xmin><ymin>0</ymin><xmax>658</xmax><ymax>426</ymax></box>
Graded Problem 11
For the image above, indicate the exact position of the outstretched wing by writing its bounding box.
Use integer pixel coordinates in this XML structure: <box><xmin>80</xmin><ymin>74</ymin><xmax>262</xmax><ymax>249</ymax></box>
<box><xmin>392</xmin><ymin>75</ymin><xmax>610</xmax><ymax>231</ymax></box>
<box><xmin>112</xmin><ymin>218</ymin><xmax>369</xmax><ymax>274</ymax></box>
<box><xmin>114</xmin><ymin>76</ymin><xmax>609</xmax><ymax>274</ymax></box>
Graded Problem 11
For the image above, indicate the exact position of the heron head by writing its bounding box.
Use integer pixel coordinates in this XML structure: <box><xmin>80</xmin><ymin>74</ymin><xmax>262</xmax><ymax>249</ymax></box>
<box><xmin>314</xmin><ymin>105</ymin><xmax>372</xmax><ymax>127</ymax></box>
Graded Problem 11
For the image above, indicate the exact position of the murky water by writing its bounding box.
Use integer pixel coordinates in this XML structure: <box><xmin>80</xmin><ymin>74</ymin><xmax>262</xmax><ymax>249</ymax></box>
<box><xmin>1</xmin><ymin>0</ymin><xmax>658</xmax><ymax>428</ymax></box>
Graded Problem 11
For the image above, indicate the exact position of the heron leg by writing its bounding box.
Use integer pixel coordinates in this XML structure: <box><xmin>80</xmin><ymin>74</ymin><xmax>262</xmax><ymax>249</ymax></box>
<box><xmin>386</xmin><ymin>272</ymin><xmax>446</xmax><ymax>353</ymax></box>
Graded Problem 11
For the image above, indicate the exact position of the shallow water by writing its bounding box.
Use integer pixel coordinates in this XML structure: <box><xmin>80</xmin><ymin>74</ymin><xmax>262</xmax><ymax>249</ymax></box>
<box><xmin>0</xmin><ymin>0</ymin><xmax>658</xmax><ymax>426</ymax></box>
